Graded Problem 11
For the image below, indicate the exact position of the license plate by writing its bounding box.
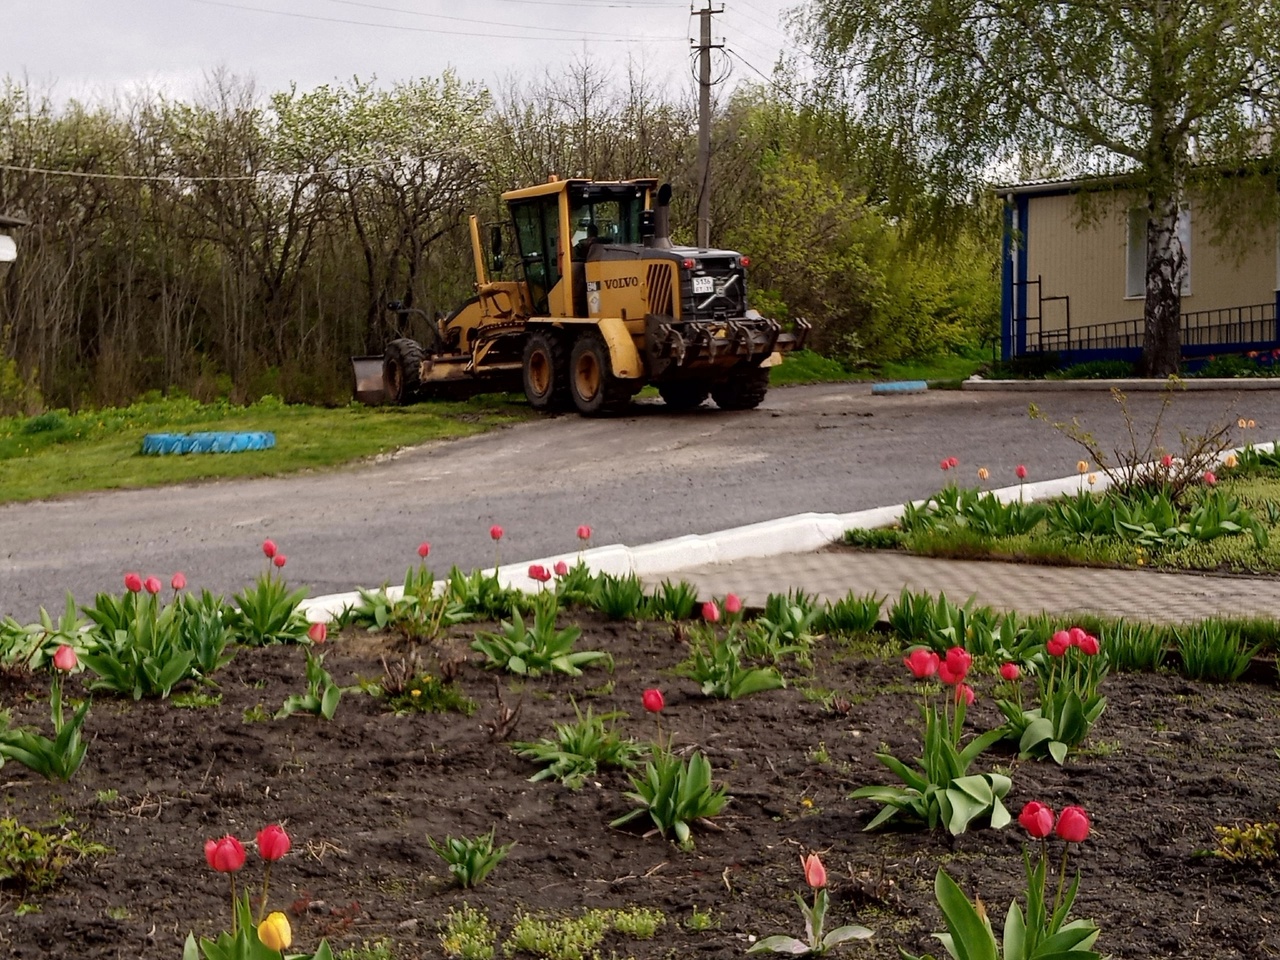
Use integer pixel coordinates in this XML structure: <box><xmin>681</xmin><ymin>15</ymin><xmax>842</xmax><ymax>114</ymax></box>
<box><xmin>692</xmin><ymin>276</ymin><xmax>715</xmax><ymax>295</ymax></box>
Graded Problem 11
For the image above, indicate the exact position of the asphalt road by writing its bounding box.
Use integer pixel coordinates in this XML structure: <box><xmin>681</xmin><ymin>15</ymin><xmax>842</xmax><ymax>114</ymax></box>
<box><xmin>2</xmin><ymin>381</ymin><xmax>1276</xmax><ymax>620</ymax></box>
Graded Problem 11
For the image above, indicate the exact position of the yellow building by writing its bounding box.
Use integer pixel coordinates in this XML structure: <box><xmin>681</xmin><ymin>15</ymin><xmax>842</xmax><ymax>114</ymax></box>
<box><xmin>1000</xmin><ymin>179</ymin><xmax>1277</xmax><ymax>362</ymax></box>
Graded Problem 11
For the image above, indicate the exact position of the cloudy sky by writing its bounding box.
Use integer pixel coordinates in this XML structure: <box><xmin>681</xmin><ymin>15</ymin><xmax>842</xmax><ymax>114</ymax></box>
<box><xmin>4</xmin><ymin>0</ymin><xmax>804</xmax><ymax>104</ymax></box>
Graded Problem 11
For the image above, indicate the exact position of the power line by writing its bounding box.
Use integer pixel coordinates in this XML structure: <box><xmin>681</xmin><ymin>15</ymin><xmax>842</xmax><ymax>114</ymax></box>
<box><xmin>724</xmin><ymin>46</ymin><xmax>802</xmax><ymax>104</ymax></box>
<box><xmin>726</xmin><ymin>0</ymin><xmax>785</xmax><ymax>37</ymax></box>
<box><xmin>0</xmin><ymin>156</ymin><xmax>441</xmax><ymax>183</ymax></box>
<box><xmin>189</xmin><ymin>0</ymin><xmax>687</xmax><ymax>41</ymax></box>
<box><xmin>319</xmin><ymin>0</ymin><xmax>673</xmax><ymax>36</ymax></box>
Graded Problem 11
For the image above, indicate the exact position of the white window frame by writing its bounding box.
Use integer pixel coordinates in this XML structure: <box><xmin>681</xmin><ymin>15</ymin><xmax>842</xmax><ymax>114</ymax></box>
<box><xmin>1126</xmin><ymin>204</ymin><xmax>1191</xmax><ymax>299</ymax></box>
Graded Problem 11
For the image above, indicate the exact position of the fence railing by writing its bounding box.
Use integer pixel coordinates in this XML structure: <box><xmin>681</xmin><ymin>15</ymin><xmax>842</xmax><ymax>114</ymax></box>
<box><xmin>1022</xmin><ymin>302</ymin><xmax>1276</xmax><ymax>354</ymax></box>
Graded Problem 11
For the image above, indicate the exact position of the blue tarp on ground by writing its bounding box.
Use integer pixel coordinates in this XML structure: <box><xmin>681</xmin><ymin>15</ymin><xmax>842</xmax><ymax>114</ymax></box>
<box><xmin>141</xmin><ymin>431</ymin><xmax>276</xmax><ymax>455</ymax></box>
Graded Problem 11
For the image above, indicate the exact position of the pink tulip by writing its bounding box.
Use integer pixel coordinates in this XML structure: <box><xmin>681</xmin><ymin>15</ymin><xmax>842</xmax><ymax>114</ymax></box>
<box><xmin>642</xmin><ymin>688</ymin><xmax>664</xmax><ymax>713</ymax></box>
<box><xmin>724</xmin><ymin>593</ymin><xmax>743</xmax><ymax>615</ymax></box>
<box><xmin>1077</xmin><ymin>633</ymin><xmax>1100</xmax><ymax>656</ymax></box>
<box><xmin>1068</xmin><ymin>626</ymin><xmax>1087</xmax><ymax>647</ymax></box>
<box><xmin>554</xmin><ymin>560</ymin><xmax>569</xmax><ymax>577</ymax></box>
<box><xmin>1018</xmin><ymin>801</ymin><xmax>1055</xmax><ymax>839</ymax></box>
<box><xmin>273</xmin><ymin>554</ymin><xmax>287</xmax><ymax>569</ymax></box>
<box><xmin>204</xmin><ymin>836</ymin><xmax>246</xmax><ymax>873</ymax></box>
<box><xmin>903</xmin><ymin>648</ymin><xmax>940</xmax><ymax>679</ymax></box>
<box><xmin>417</xmin><ymin>542</ymin><xmax>430</xmax><ymax>559</ymax></box>
<box><xmin>256</xmin><ymin>824</ymin><xmax>291</xmax><ymax>862</ymax></box>
<box><xmin>1047</xmin><ymin>630</ymin><xmax>1071</xmax><ymax>657</ymax></box>
<box><xmin>144</xmin><ymin>576</ymin><xmax>162</xmax><ymax>595</ymax></box>
<box><xmin>1056</xmin><ymin>805</ymin><xmax>1091</xmax><ymax>843</ymax></box>
<box><xmin>940</xmin><ymin>458</ymin><xmax>951</xmax><ymax>471</ymax></box>
<box><xmin>308</xmin><ymin>622</ymin><xmax>327</xmax><ymax>644</ymax></box>
<box><xmin>1203</xmin><ymin>470</ymin><xmax>1217</xmax><ymax>486</ymax></box>
<box><xmin>490</xmin><ymin>525</ymin><xmax>504</xmax><ymax>541</ymax></box>
<box><xmin>53</xmin><ymin>644</ymin><xmax>78</xmax><ymax>672</ymax></box>
<box><xmin>1015</xmin><ymin>464</ymin><xmax>1028</xmax><ymax>480</ymax></box>
<box><xmin>999</xmin><ymin>662</ymin><xmax>1020</xmax><ymax>681</ymax></box>
<box><xmin>171</xmin><ymin>572</ymin><xmax>187</xmax><ymax>591</ymax></box>
<box><xmin>937</xmin><ymin>646</ymin><xmax>971</xmax><ymax>685</ymax></box>
<box><xmin>954</xmin><ymin>683</ymin><xmax>975</xmax><ymax>706</ymax></box>
<box><xmin>702</xmin><ymin>601</ymin><xmax>721</xmax><ymax>623</ymax></box>
<box><xmin>1161</xmin><ymin>454</ymin><xmax>1174</xmax><ymax>469</ymax></box>
<box><xmin>262</xmin><ymin>539</ymin><xmax>277</xmax><ymax>559</ymax></box>
<box><xmin>124</xmin><ymin>572</ymin><xmax>143</xmax><ymax>593</ymax></box>
<box><xmin>577</xmin><ymin>525</ymin><xmax>592</xmax><ymax>541</ymax></box>
<box><xmin>801</xmin><ymin>853</ymin><xmax>827</xmax><ymax>889</ymax></box>
<box><xmin>947</xmin><ymin>457</ymin><xmax>959</xmax><ymax>469</ymax></box>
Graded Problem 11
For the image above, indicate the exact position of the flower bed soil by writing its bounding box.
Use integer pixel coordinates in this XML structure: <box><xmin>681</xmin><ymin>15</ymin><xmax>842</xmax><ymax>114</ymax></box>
<box><xmin>3</xmin><ymin>614</ymin><xmax>1279</xmax><ymax>959</ymax></box>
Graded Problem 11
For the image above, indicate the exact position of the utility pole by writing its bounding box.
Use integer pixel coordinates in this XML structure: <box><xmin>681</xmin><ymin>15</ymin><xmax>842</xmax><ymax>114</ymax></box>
<box><xmin>694</xmin><ymin>1</ymin><xmax>723</xmax><ymax>249</ymax></box>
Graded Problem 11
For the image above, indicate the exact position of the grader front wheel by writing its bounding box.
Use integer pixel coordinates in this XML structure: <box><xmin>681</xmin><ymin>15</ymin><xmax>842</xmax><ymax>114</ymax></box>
<box><xmin>522</xmin><ymin>331</ymin><xmax>570</xmax><ymax>411</ymax></box>
<box><xmin>569</xmin><ymin>332</ymin><xmax>632</xmax><ymax>416</ymax></box>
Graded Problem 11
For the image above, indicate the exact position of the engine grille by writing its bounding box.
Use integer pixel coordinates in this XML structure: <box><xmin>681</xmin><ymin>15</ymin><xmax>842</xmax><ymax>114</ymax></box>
<box><xmin>646</xmin><ymin>262</ymin><xmax>674</xmax><ymax>316</ymax></box>
<box><xmin>681</xmin><ymin>256</ymin><xmax>747</xmax><ymax>320</ymax></box>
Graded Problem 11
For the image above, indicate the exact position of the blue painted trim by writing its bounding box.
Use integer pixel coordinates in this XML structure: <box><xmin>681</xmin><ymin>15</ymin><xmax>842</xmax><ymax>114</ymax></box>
<box><xmin>1275</xmin><ymin>290</ymin><xmax>1279</xmax><ymax>349</ymax></box>
<box><xmin>1000</xmin><ymin>202</ymin><xmax>1014</xmax><ymax>361</ymax></box>
<box><xmin>1015</xmin><ymin>195</ymin><xmax>1029</xmax><ymax>356</ymax></box>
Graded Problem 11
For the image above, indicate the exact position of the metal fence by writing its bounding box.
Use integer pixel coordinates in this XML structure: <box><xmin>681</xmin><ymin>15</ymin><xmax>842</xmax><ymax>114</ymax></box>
<box><xmin>1021</xmin><ymin>302</ymin><xmax>1276</xmax><ymax>354</ymax></box>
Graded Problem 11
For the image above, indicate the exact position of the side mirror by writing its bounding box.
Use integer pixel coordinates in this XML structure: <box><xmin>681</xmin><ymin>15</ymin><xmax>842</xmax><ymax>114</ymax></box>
<box><xmin>489</xmin><ymin>225</ymin><xmax>505</xmax><ymax>273</ymax></box>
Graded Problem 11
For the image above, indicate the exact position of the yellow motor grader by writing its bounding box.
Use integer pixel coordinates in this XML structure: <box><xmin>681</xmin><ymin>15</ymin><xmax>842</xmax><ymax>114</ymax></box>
<box><xmin>352</xmin><ymin>177</ymin><xmax>808</xmax><ymax>415</ymax></box>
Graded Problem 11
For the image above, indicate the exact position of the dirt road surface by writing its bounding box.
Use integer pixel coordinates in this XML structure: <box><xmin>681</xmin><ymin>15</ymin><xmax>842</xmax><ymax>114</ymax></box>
<box><xmin>2</xmin><ymin>382</ymin><xmax>1275</xmax><ymax>619</ymax></box>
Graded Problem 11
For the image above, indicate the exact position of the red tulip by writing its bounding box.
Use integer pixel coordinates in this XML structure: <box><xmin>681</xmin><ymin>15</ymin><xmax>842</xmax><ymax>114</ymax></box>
<box><xmin>937</xmin><ymin>646</ymin><xmax>971</xmax><ymax>685</ymax></box>
<box><xmin>262</xmin><ymin>539</ymin><xmax>277</xmax><ymax>559</ymax></box>
<box><xmin>702</xmin><ymin>601</ymin><xmax>721</xmax><ymax>623</ymax></box>
<box><xmin>273</xmin><ymin>554</ymin><xmax>287</xmax><ymax>569</ymax></box>
<box><xmin>144</xmin><ymin>576</ymin><xmax>162</xmax><ymax>595</ymax></box>
<box><xmin>999</xmin><ymin>662</ymin><xmax>1020</xmax><ymax>681</ymax></box>
<box><xmin>903</xmin><ymin>648</ymin><xmax>940</xmax><ymax>679</ymax></box>
<box><xmin>1056</xmin><ymin>805</ymin><xmax>1091</xmax><ymax>843</ymax></box>
<box><xmin>1067</xmin><ymin>626</ymin><xmax>1087</xmax><ymax>647</ymax></box>
<box><xmin>124</xmin><ymin>572</ymin><xmax>143</xmax><ymax>593</ymax></box>
<box><xmin>801</xmin><ymin>852</ymin><xmax>827</xmax><ymax>889</ymax></box>
<box><xmin>490</xmin><ymin>525</ymin><xmax>504</xmax><ymax>541</ymax></box>
<box><xmin>1077</xmin><ymin>633</ymin><xmax>1100</xmax><ymax>656</ymax></box>
<box><xmin>954</xmin><ymin>683</ymin><xmax>975</xmax><ymax>706</ymax></box>
<box><xmin>940</xmin><ymin>458</ymin><xmax>951</xmax><ymax>471</ymax></box>
<box><xmin>1018</xmin><ymin>801</ymin><xmax>1055</xmax><ymax>839</ymax></box>
<box><xmin>642</xmin><ymin>688</ymin><xmax>664</xmax><ymax>713</ymax></box>
<box><xmin>1047</xmin><ymin>630</ymin><xmax>1071</xmax><ymax>657</ymax></box>
<box><xmin>724</xmin><ymin>593</ymin><xmax>743</xmax><ymax>615</ymax></box>
<box><xmin>554</xmin><ymin>560</ymin><xmax>569</xmax><ymax>577</ymax></box>
<box><xmin>1203</xmin><ymin>470</ymin><xmax>1217</xmax><ymax>486</ymax></box>
<box><xmin>947</xmin><ymin>457</ymin><xmax>959</xmax><ymax>468</ymax></box>
<box><xmin>204</xmin><ymin>835</ymin><xmax>246</xmax><ymax>873</ymax></box>
<box><xmin>53</xmin><ymin>644</ymin><xmax>78</xmax><ymax>672</ymax></box>
<box><xmin>528</xmin><ymin>564</ymin><xmax>552</xmax><ymax>583</ymax></box>
<box><xmin>1015</xmin><ymin>464</ymin><xmax>1028</xmax><ymax>480</ymax></box>
<box><xmin>1161</xmin><ymin>454</ymin><xmax>1174</xmax><ymax>469</ymax></box>
<box><xmin>417</xmin><ymin>542</ymin><xmax>430</xmax><ymax>559</ymax></box>
<box><xmin>577</xmin><ymin>524</ymin><xmax>592</xmax><ymax>541</ymax></box>
<box><xmin>256</xmin><ymin>824</ymin><xmax>291</xmax><ymax>862</ymax></box>
<box><xmin>308</xmin><ymin>622</ymin><xmax>327</xmax><ymax>644</ymax></box>
<box><xmin>171</xmin><ymin>572</ymin><xmax>187</xmax><ymax>591</ymax></box>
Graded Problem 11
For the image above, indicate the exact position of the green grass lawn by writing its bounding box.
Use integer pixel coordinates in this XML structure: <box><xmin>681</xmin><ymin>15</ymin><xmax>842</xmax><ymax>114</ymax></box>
<box><xmin>768</xmin><ymin>350</ymin><xmax>987</xmax><ymax>387</ymax></box>
<box><xmin>0</xmin><ymin>395</ymin><xmax>531</xmax><ymax>504</ymax></box>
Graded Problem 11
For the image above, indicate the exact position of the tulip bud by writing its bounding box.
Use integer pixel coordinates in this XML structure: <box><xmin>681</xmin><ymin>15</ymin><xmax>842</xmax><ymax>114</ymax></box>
<box><xmin>554</xmin><ymin>560</ymin><xmax>569</xmax><ymax>577</ymax></box>
<box><xmin>724</xmin><ymin>593</ymin><xmax>743</xmax><ymax>615</ymax></box>
<box><xmin>308</xmin><ymin>622</ymin><xmax>327</xmax><ymax>644</ymax></box>
<box><xmin>144</xmin><ymin>576</ymin><xmax>162</xmax><ymax>595</ymax></box>
<box><xmin>262</xmin><ymin>539</ymin><xmax>277</xmax><ymax>559</ymax></box>
<box><xmin>273</xmin><ymin>554</ymin><xmax>287</xmax><ymax>568</ymax></box>
<box><xmin>53</xmin><ymin>644</ymin><xmax>78</xmax><ymax>672</ymax></box>
<box><xmin>1203</xmin><ymin>470</ymin><xmax>1217</xmax><ymax>486</ymax></box>
<box><xmin>1238</xmin><ymin>418</ymin><xmax>1248</xmax><ymax>429</ymax></box>
<box><xmin>124</xmin><ymin>572</ymin><xmax>143</xmax><ymax>593</ymax></box>
<box><xmin>947</xmin><ymin>457</ymin><xmax>959</xmax><ymax>469</ymax></box>
<box><xmin>1161</xmin><ymin>454</ymin><xmax>1174</xmax><ymax>468</ymax></box>
<box><xmin>903</xmin><ymin>648</ymin><xmax>940</xmax><ymax>679</ymax></box>
<box><xmin>1047</xmin><ymin>630</ymin><xmax>1071</xmax><ymax>657</ymax></box>
<box><xmin>1056</xmin><ymin>805</ymin><xmax>1091</xmax><ymax>843</ymax></box>
<box><xmin>954</xmin><ymin>683</ymin><xmax>975</xmax><ymax>706</ymax></box>
<box><xmin>204</xmin><ymin>835</ymin><xmax>246</xmax><ymax>873</ymax></box>
<box><xmin>1077</xmin><ymin>633</ymin><xmax>1100</xmax><ymax>656</ymax></box>
<box><xmin>257</xmin><ymin>912</ymin><xmax>292</xmax><ymax>952</ymax></box>
<box><xmin>256</xmin><ymin>823</ymin><xmax>291</xmax><ymax>862</ymax></box>
<box><xmin>1067</xmin><ymin>626</ymin><xmax>1087</xmax><ymax>646</ymax></box>
<box><xmin>1015</xmin><ymin>464</ymin><xmax>1028</xmax><ymax>480</ymax></box>
<box><xmin>490</xmin><ymin>525</ymin><xmax>504</xmax><ymax>541</ymax></box>
<box><xmin>171</xmin><ymin>572</ymin><xmax>187</xmax><ymax>591</ymax></box>
<box><xmin>1018</xmin><ymin>801</ymin><xmax>1055</xmax><ymax>839</ymax></box>
<box><xmin>577</xmin><ymin>524</ymin><xmax>592</xmax><ymax>541</ymax></box>
<box><xmin>1224</xmin><ymin>453</ymin><xmax>1238</xmax><ymax>468</ymax></box>
<box><xmin>999</xmin><ymin>662</ymin><xmax>1020</xmax><ymax>681</ymax></box>
<box><xmin>642</xmin><ymin>688</ymin><xmax>664</xmax><ymax>713</ymax></box>
<box><xmin>940</xmin><ymin>459</ymin><xmax>950</xmax><ymax>471</ymax></box>
<box><xmin>1077</xmin><ymin>460</ymin><xmax>1089</xmax><ymax>474</ymax></box>
<box><xmin>977</xmin><ymin>466</ymin><xmax>989</xmax><ymax>481</ymax></box>
<box><xmin>801</xmin><ymin>852</ymin><xmax>827</xmax><ymax>889</ymax></box>
<box><xmin>701</xmin><ymin>601</ymin><xmax>721</xmax><ymax>623</ymax></box>
<box><xmin>418</xmin><ymin>542</ymin><xmax>430</xmax><ymax>558</ymax></box>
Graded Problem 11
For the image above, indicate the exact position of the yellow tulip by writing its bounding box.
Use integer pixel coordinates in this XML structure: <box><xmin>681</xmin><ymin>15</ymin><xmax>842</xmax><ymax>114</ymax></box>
<box><xmin>1248</xmin><ymin>419</ymin><xmax>1256</xmax><ymax>429</ymax></box>
<box><xmin>1239</xmin><ymin>418</ymin><xmax>1247</xmax><ymax>428</ymax></box>
<box><xmin>1076</xmin><ymin>460</ymin><xmax>1088</xmax><ymax>474</ymax></box>
<box><xmin>1087</xmin><ymin>473</ymin><xmax>1097</xmax><ymax>486</ymax></box>
<box><xmin>1225</xmin><ymin>453</ymin><xmax>1238</xmax><ymax>468</ymax></box>
<box><xmin>977</xmin><ymin>467</ymin><xmax>989</xmax><ymax>481</ymax></box>
<box><xmin>258</xmin><ymin>912</ymin><xmax>292</xmax><ymax>952</ymax></box>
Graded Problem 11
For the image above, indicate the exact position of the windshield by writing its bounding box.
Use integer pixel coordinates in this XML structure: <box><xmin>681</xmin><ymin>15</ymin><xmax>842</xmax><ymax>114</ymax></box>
<box><xmin>568</xmin><ymin>185</ymin><xmax>644</xmax><ymax>252</ymax></box>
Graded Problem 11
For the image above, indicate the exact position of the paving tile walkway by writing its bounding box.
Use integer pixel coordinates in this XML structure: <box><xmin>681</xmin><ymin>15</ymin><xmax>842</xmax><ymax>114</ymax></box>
<box><xmin>667</xmin><ymin>549</ymin><xmax>1280</xmax><ymax>624</ymax></box>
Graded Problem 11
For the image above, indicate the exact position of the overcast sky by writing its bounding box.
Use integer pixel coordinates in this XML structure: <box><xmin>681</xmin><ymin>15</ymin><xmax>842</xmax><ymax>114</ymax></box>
<box><xmin>4</xmin><ymin>0</ymin><xmax>804</xmax><ymax>105</ymax></box>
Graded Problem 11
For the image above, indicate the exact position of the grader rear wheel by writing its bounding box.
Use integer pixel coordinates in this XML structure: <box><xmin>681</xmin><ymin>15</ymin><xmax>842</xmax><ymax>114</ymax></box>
<box><xmin>522</xmin><ymin>331</ymin><xmax>570</xmax><ymax>411</ymax></box>
<box><xmin>711</xmin><ymin>367</ymin><xmax>770</xmax><ymax>411</ymax></box>
<box><xmin>383</xmin><ymin>338</ymin><xmax>425</xmax><ymax>406</ymax></box>
<box><xmin>569</xmin><ymin>332</ymin><xmax>632</xmax><ymax>416</ymax></box>
<box><xmin>658</xmin><ymin>381</ymin><xmax>711</xmax><ymax>411</ymax></box>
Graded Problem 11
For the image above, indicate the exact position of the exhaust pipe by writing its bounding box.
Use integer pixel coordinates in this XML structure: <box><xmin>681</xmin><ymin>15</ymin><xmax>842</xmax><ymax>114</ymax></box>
<box><xmin>652</xmin><ymin>183</ymin><xmax>673</xmax><ymax>250</ymax></box>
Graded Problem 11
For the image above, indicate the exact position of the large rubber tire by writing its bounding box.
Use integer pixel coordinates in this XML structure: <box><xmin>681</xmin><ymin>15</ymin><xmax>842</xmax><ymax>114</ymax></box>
<box><xmin>383</xmin><ymin>338</ymin><xmax>425</xmax><ymax>406</ymax></box>
<box><xmin>522</xmin><ymin>331</ymin><xmax>570</xmax><ymax>412</ymax></box>
<box><xmin>711</xmin><ymin>367</ymin><xmax>770</xmax><ymax>411</ymax></box>
<box><xmin>658</xmin><ymin>381</ymin><xmax>711</xmax><ymax>411</ymax></box>
<box><xmin>569</xmin><ymin>331</ymin><xmax>632</xmax><ymax>416</ymax></box>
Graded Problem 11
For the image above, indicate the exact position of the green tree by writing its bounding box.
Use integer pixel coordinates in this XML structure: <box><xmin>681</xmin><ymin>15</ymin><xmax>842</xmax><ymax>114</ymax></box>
<box><xmin>802</xmin><ymin>0</ymin><xmax>1280</xmax><ymax>375</ymax></box>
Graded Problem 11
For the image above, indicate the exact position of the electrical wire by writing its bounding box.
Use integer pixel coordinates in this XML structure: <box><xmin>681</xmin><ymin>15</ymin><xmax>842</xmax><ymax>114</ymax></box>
<box><xmin>189</xmin><ymin>0</ymin><xmax>687</xmax><ymax>41</ymax></box>
<box><xmin>0</xmin><ymin>156</ymin><xmax>435</xmax><ymax>183</ymax></box>
<box><xmin>318</xmin><ymin>0</ymin><xmax>676</xmax><ymax>37</ymax></box>
<box><xmin>724</xmin><ymin>46</ymin><xmax>803</xmax><ymax>103</ymax></box>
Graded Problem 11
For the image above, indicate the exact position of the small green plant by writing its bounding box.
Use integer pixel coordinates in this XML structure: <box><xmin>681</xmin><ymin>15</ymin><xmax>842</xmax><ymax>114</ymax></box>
<box><xmin>503</xmin><ymin>910</ymin><xmax>610</xmax><ymax>960</ymax></box>
<box><xmin>551</xmin><ymin>561</ymin><xmax>601</xmax><ymax>608</ymax></box>
<box><xmin>611</xmin><ymin>906</ymin><xmax>666</xmax><ymax>939</ymax></box>
<box><xmin>242</xmin><ymin>704</ymin><xmax>271</xmax><ymax>724</ymax></box>
<box><xmin>0</xmin><ymin>647</ymin><xmax>90</xmax><ymax>781</ymax></box>
<box><xmin>428</xmin><ymin>829</ymin><xmax>514</xmax><ymax>889</ymax></box>
<box><xmin>0</xmin><ymin>817</ymin><xmax>110</xmax><ymax>894</ymax></box>
<box><xmin>809</xmin><ymin>741</ymin><xmax>831</xmax><ymax>764</ymax></box>
<box><xmin>591</xmin><ymin>571</ymin><xmax>647</xmax><ymax>620</ymax></box>
<box><xmin>95</xmin><ymin>789</ymin><xmax>119</xmax><ymax>805</ymax></box>
<box><xmin>80</xmin><ymin>588</ymin><xmax>198</xmax><ymax>699</ymax></box>
<box><xmin>643</xmin><ymin>579</ymin><xmax>699</xmax><ymax>620</ymax></box>
<box><xmin>819</xmin><ymin>591</ymin><xmax>884</xmax><ymax>636</ymax></box>
<box><xmin>612</xmin><ymin>748</ymin><xmax>729</xmax><ymax>849</ymax></box>
<box><xmin>1214</xmin><ymin>821</ymin><xmax>1280</xmax><ymax>863</ymax></box>
<box><xmin>749</xmin><ymin>853</ymin><xmax>872</xmax><ymax>956</ymax></box>
<box><xmin>232</xmin><ymin>543</ymin><xmax>310</xmax><ymax>645</ymax></box>
<box><xmin>512</xmin><ymin>701</ymin><xmax>643</xmax><ymax>788</ymax></box>
<box><xmin>440</xmin><ymin>903</ymin><xmax>498</xmax><ymax>960</ymax></box>
<box><xmin>0</xmin><ymin>594</ymin><xmax>85</xmax><ymax>671</ymax></box>
<box><xmin>472</xmin><ymin>596</ymin><xmax>612</xmax><ymax>677</ymax></box>
<box><xmin>446</xmin><ymin>566</ymin><xmax>521</xmax><ymax>620</ymax></box>
<box><xmin>679</xmin><ymin>629</ymin><xmax>786</xmax><ymax>699</ymax></box>
<box><xmin>276</xmin><ymin>649</ymin><xmax>345</xmax><ymax>720</ymax></box>
<box><xmin>842</xmin><ymin>527</ymin><xmax>904</xmax><ymax>549</ymax></box>
<box><xmin>383</xmin><ymin>673</ymin><xmax>476</xmax><ymax>716</ymax></box>
<box><xmin>179</xmin><ymin>589</ymin><xmax>239</xmax><ymax>676</ymax></box>
<box><xmin>1103</xmin><ymin>619</ymin><xmax>1169</xmax><ymax>672</ymax></box>
<box><xmin>685</xmin><ymin>906</ymin><xmax>718</xmax><ymax>931</ymax></box>
<box><xmin>171</xmin><ymin>691</ymin><xmax>223</xmax><ymax>709</ymax></box>
<box><xmin>344</xmin><ymin>563</ymin><xmax>472</xmax><ymax>641</ymax></box>
<box><xmin>1174</xmin><ymin>621</ymin><xmax>1263</xmax><ymax>681</ymax></box>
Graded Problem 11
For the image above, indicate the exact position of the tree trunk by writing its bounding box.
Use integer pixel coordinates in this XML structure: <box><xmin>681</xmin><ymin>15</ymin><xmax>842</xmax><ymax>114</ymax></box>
<box><xmin>1137</xmin><ymin>193</ymin><xmax>1186</xmax><ymax>377</ymax></box>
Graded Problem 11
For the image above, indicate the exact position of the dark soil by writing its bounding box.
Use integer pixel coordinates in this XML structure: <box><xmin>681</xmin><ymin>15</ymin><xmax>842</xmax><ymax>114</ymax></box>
<box><xmin>3</xmin><ymin>614</ymin><xmax>1280</xmax><ymax>960</ymax></box>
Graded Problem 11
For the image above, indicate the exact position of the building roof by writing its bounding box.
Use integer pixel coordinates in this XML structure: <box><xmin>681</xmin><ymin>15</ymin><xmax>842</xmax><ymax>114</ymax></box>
<box><xmin>991</xmin><ymin>172</ymin><xmax>1130</xmax><ymax>197</ymax></box>
<box><xmin>0</xmin><ymin>214</ymin><xmax>28</xmax><ymax>228</ymax></box>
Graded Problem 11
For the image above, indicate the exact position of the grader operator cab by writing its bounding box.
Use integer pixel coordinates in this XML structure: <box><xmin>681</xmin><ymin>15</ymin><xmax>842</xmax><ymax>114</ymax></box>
<box><xmin>355</xmin><ymin>177</ymin><xmax>808</xmax><ymax>415</ymax></box>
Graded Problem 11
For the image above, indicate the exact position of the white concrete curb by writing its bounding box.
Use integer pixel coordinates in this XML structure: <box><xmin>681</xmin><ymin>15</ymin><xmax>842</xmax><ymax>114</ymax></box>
<box><xmin>963</xmin><ymin>377</ymin><xmax>1280</xmax><ymax>392</ymax></box>
<box><xmin>299</xmin><ymin>441</ymin><xmax>1273</xmax><ymax>622</ymax></box>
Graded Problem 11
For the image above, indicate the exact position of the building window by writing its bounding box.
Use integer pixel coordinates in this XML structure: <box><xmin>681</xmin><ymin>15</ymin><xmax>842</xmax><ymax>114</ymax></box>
<box><xmin>1127</xmin><ymin>204</ymin><xmax>1191</xmax><ymax>299</ymax></box>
